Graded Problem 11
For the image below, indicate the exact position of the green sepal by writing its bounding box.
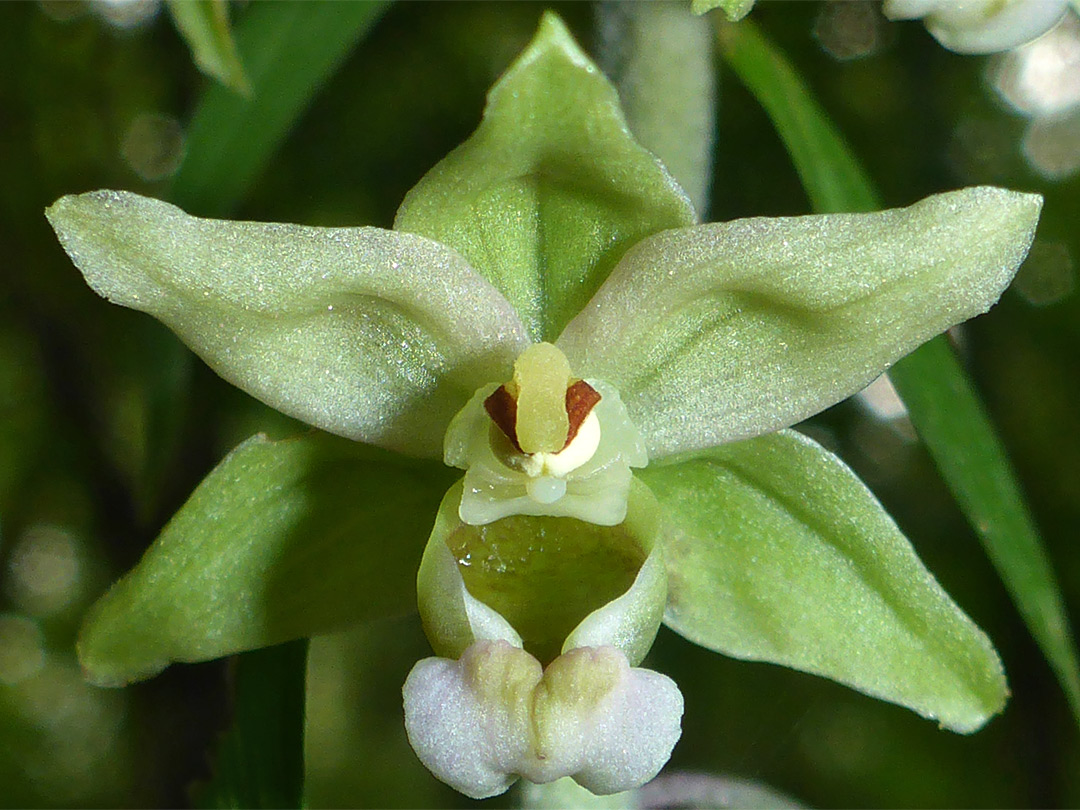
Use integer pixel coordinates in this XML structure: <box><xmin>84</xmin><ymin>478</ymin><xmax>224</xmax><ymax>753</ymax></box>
<box><xmin>558</xmin><ymin>187</ymin><xmax>1041</xmax><ymax>458</ymax></box>
<box><xmin>394</xmin><ymin>11</ymin><xmax>695</xmax><ymax>342</ymax></box>
<box><xmin>718</xmin><ymin>16</ymin><xmax>1080</xmax><ymax>727</ymax></box>
<box><xmin>640</xmin><ymin>429</ymin><xmax>1007</xmax><ymax>733</ymax></box>
<box><xmin>46</xmin><ymin>190</ymin><xmax>530</xmax><ymax>459</ymax></box>
<box><xmin>77</xmin><ymin>432</ymin><xmax>455</xmax><ymax>687</ymax></box>
<box><xmin>166</xmin><ymin>0</ymin><xmax>251</xmax><ymax>96</ymax></box>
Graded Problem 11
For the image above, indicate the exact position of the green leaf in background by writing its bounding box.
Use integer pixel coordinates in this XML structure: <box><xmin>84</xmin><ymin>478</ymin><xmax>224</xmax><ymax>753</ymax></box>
<box><xmin>169</xmin><ymin>0</ymin><xmax>391</xmax><ymax>217</ymax></box>
<box><xmin>77</xmin><ymin>432</ymin><xmax>454</xmax><ymax>687</ymax></box>
<box><xmin>394</xmin><ymin>11</ymin><xmax>695</xmax><ymax>342</ymax></box>
<box><xmin>166</xmin><ymin>0</ymin><xmax>250</xmax><ymax>97</ymax></box>
<box><xmin>46</xmin><ymin>190</ymin><xmax>530</xmax><ymax>458</ymax></box>
<box><xmin>193</xmin><ymin>640</ymin><xmax>307</xmax><ymax>809</ymax></box>
<box><xmin>643</xmin><ymin>429</ymin><xmax>1007</xmax><ymax>734</ymax></box>
<box><xmin>717</xmin><ymin>17</ymin><xmax>1080</xmax><ymax>724</ymax></box>
<box><xmin>557</xmin><ymin>187</ymin><xmax>1040</xmax><ymax>459</ymax></box>
<box><xmin>0</xmin><ymin>323</ymin><xmax>49</xmax><ymax>507</ymax></box>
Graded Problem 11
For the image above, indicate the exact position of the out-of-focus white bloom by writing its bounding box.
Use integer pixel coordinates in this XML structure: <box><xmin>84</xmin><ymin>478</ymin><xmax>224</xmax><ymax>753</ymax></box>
<box><xmin>991</xmin><ymin>13</ymin><xmax>1080</xmax><ymax>116</ymax></box>
<box><xmin>987</xmin><ymin>13</ymin><xmax>1080</xmax><ymax>180</ymax></box>
<box><xmin>884</xmin><ymin>0</ymin><xmax>1069</xmax><ymax>54</ymax></box>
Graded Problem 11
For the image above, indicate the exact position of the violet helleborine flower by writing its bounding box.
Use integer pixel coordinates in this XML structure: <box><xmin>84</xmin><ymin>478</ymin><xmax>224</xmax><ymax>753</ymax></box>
<box><xmin>47</xmin><ymin>13</ymin><xmax>1041</xmax><ymax>801</ymax></box>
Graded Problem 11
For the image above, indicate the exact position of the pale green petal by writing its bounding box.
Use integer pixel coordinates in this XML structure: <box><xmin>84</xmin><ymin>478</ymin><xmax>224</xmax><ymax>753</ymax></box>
<box><xmin>77</xmin><ymin>433</ymin><xmax>455</xmax><ymax>687</ymax></box>
<box><xmin>47</xmin><ymin>190</ymin><xmax>530</xmax><ymax>458</ymax></box>
<box><xmin>394</xmin><ymin>12</ymin><xmax>695</xmax><ymax>342</ymax></box>
<box><xmin>558</xmin><ymin>187</ymin><xmax>1041</xmax><ymax>458</ymax></box>
<box><xmin>639</xmin><ymin>429</ymin><xmax>1007</xmax><ymax>733</ymax></box>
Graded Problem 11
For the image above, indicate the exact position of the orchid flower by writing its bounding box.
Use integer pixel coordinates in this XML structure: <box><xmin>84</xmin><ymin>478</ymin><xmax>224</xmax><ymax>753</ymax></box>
<box><xmin>883</xmin><ymin>0</ymin><xmax>1070</xmax><ymax>54</ymax></box>
<box><xmin>46</xmin><ymin>13</ymin><xmax>1041</xmax><ymax>801</ymax></box>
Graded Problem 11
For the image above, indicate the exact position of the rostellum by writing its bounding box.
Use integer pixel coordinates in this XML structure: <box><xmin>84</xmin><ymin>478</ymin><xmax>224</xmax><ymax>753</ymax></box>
<box><xmin>47</xmin><ymin>13</ymin><xmax>1042</xmax><ymax>801</ymax></box>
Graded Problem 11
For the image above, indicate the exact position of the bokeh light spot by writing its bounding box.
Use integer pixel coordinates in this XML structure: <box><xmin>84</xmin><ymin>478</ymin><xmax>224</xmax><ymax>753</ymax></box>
<box><xmin>121</xmin><ymin>112</ymin><xmax>186</xmax><ymax>181</ymax></box>
<box><xmin>16</xmin><ymin>659</ymin><xmax>129</xmax><ymax>802</ymax></box>
<box><xmin>814</xmin><ymin>0</ymin><xmax>885</xmax><ymax>61</ymax></box>
<box><xmin>91</xmin><ymin>0</ymin><xmax>160</xmax><ymax>30</ymax></box>
<box><xmin>1021</xmin><ymin>110</ymin><xmax>1080</xmax><ymax>179</ymax></box>
<box><xmin>856</xmin><ymin>374</ymin><xmax>909</xmax><ymax>422</ymax></box>
<box><xmin>0</xmin><ymin>614</ymin><xmax>46</xmax><ymax>685</ymax></box>
<box><xmin>1013</xmin><ymin>239</ymin><xmax>1076</xmax><ymax>306</ymax></box>
<box><xmin>990</xmin><ymin>14</ymin><xmax>1080</xmax><ymax>118</ymax></box>
<box><xmin>5</xmin><ymin>524</ymin><xmax>82</xmax><ymax>616</ymax></box>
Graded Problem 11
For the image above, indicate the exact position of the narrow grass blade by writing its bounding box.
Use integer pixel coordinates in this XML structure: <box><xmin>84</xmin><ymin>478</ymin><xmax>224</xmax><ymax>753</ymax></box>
<box><xmin>170</xmin><ymin>1</ymin><xmax>391</xmax><ymax>216</ymax></box>
<box><xmin>194</xmin><ymin>640</ymin><xmax>308</xmax><ymax>808</ymax></box>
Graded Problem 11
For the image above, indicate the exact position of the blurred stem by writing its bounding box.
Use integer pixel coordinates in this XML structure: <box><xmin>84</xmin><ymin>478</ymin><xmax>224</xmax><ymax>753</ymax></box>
<box><xmin>717</xmin><ymin>16</ymin><xmax>1080</xmax><ymax>727</ymax></box>
<box><xmin>195</xmin><ymin>640</ymin><xmax>309</xmax><ymax>809</ymax></box>
<box><xmin>594</xmin><ymin>1</ymin><xmax>716</xmax><ymax>217</ymax></box>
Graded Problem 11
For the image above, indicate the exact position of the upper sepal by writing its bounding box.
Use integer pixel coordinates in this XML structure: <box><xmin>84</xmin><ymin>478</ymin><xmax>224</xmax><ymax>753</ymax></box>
<box><xmin>394</xmin><ymin>12</ymin><xmax>695</xmax><ymax>342</ymax></box>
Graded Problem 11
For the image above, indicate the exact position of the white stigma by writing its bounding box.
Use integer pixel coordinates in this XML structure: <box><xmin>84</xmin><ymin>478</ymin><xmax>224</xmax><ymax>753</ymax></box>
<box><xmin>518</xmin><ymin>409</ymin><xmax>601</xmax><ymax>483</ymax></box>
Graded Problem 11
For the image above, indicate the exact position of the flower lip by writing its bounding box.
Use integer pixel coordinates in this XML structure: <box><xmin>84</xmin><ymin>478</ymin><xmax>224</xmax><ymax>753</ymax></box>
<box><xmin>402</xmin><ymin>639</ymin><xmax>684</xmax><ymax>800</ymax></box>
<box><xmin>417</xmin><ymin>479</ymin><xmax>665</xmax><ymax>666</ymax></box>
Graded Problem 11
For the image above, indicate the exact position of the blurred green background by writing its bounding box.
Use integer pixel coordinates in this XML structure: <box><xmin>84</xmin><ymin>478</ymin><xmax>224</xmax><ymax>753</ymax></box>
<box><xmin>1</xmin><ymin>1</ymin><xmax>1078</xmax><ymax>807</ymax></box>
